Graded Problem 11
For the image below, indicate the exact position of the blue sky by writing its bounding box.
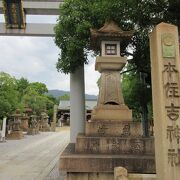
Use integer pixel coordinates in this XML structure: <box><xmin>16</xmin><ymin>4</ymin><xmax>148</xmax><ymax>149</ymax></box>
<box><xmin>0</xmin><ymin>15</ymin><xmax>100</xmax><ymax>95</ymax></box>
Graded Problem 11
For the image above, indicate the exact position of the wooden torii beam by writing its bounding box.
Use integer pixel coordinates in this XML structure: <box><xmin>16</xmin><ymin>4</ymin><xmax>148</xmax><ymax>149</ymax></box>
<box><xmin>0</xmin><ymin>0</ymin><xmax>63</xmax><ymax>15</ymax></box>
<box><xmin>0</xmin><ymin>0</ymin><xmax>64</xmax><ymax>36</ymax></box>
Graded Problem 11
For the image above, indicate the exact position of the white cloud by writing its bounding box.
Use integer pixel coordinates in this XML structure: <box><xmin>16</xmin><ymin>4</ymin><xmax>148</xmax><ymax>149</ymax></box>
<box><xmin>0</xmin><ymin>13</ymin><xmax>99</xmax><ymax>95</ymax></box>
<box><xmin>85</xmin><ymin>62</ymin><xmax>100</xmax><ymax>96</ymax></box>
<box><xmin>0</xmin><ymin>36</ymin><xmax>99</xmax><ymax>95</ymax></box>
<box><xmin>26</xmin><ymin>15</ymin><xmax>58</xmax><ymax>24</ymax></box>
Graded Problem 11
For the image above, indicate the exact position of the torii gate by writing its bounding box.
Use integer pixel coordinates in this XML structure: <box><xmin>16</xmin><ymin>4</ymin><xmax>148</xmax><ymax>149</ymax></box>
<box><xmin>0</xmin><ymin>0</ymin><xmax>85</xmax><ymax>142</ymax></box>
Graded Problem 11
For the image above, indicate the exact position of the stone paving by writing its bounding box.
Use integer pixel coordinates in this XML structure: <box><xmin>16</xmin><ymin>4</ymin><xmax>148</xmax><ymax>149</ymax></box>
<box><xmin>45</xmin><ymin>162</ymin><xmax>67</xmax><ymax>180</ymax></box>
<box><xmin>0</xmin><ymin>130</ymin><xmax>70</xmax><ymax>180</ymax></box>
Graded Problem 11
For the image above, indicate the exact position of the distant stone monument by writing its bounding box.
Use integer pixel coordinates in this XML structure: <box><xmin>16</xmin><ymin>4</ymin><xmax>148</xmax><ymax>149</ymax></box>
<box><xmin>51</xmin><ymin>105</ymin><xmax>58</xmax><ymax>131</ymax></box>
<box><xmin>150</xmin><ymin>23</ymin><xmax>180</xmax><ymax>180</ymax></box>
<box><xmin>39</xmin><ymin>111</ymin><xmax>51</xmax><ymax>132</ymax></box>
<box><xmin>20</xmin><ymin>106</ymin><xmax>32</xmax><ymax>131</ymax></box>
<box><xmin>7</xmin><ymin>109</ymin><xmax>24</xmax><ymax>140</ymax></box>
<box><xmin>0</xmin><ymin>118</ymin><xmax>7</xmax><ymax>142</ymax></box>
<box><xmin>60</xmin><ymin>21</ymin><xmax>155</xmax><ymax>179</ymax></box>
<box><xmin>27</xmin><ymin>114</ymin><xmax>39</xmax><ymax>135</ymax></box>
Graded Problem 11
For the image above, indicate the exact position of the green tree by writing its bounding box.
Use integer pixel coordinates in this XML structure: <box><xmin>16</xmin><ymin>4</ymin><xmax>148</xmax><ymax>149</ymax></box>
<box><xmin>21</xmin><ymin>83</ymin><xmax>55</xmax><ymax>117</ymax></box>
<box><xmin>55</xmin><ymin>0</ymin><xmax>180</xmax><ymax>74</ymax></box>
<box><xmin>122</xmin><ymin>71</ymin><xmax>151</xmax><ymax>115</ymax></box>
<box><xmin>0</xmin><ymin>72</ymin><xmax>19</xmax><ymax>118</ymax></box>
<box><xmin>55</xmin><ymin>0</ymin><xmax>180</xmax><ymax>136</ymax></box>
<box><xmin>25</xmin><ymin>82</ymin><xmax>48</xmax><ymax>95</ymax></box>
<box><xmin>59</xmin><ymin>94</ymin><xmax>70</xmax><ymax>101</ymax></box>
<box><xmin>0</xmin><ymin>72</ymin><xmax>57</xmax><ymax>120</ymax></box>
<box><xmin>16</xmin><ymin>77</ymin><xmax>29</xmax><ymax>101</ymax></box>
<box><xmin>22</xmin><ymin>90</ymin><xmax>47</xmax><ymax>115</ymax></box>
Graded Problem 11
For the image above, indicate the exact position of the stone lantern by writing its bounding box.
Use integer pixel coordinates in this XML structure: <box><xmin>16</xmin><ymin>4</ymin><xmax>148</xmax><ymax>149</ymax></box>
<box><xmin>59</xmin><ymin>21</ymin><xmax>155</xmax><ymax>179</ymax></box>
<box><xmin>90</xmin><ymin>21</ymin><xmax>134</xmax><ymax>121</ymax></box>
<box><xmin>27</xmin><ymin>114</ymin><xmax>39</xmax><ymax>135</ymax></box>
<box><xmin>39</xmin><ymin>111</ymin><xmax>50</xmax><ymax>132</ymax></box>
<box><xmin>7</xmin><ymin>109</ymin><xmax>24</xmax><ymax>140</ymax></box>
<box><xmin>20</xmin><ymin>106</ymin><xmax>32</xmax><ymax>131</ymax></box>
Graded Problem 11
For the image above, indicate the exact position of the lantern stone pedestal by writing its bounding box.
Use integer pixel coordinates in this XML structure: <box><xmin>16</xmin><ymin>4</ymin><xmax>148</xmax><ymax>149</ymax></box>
<box><xmin>7</xmin><ymin>131</ymin><xmax>24</xmax><ymax>140</ymax></box>
<box><xmin>59</xmin><ymin>21</ymin><xmax>155</xmax><ymax>179</ymax></box>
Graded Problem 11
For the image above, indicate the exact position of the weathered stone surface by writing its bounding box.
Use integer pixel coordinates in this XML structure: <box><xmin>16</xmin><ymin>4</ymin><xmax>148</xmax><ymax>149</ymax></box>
<box><xmin>92</xmin><ymin>56</ymin><xmax>132</xmax><ymax>122</ymax></box>
<box><xmin>92</xmin><ymin>105</ymin><xmax>132</xmax><ymax>121</ymax></box>
<box><xmin>75</xmin><ymin>134</ymin><xmax>154</xmax><ymax>155</ymax></box>
<box><xmin>86</xmin><ymin>121</ymin><xmax>143</xmax><ymax>137</ymax></box>
<box><xmin>39</xmin><ymin>112</ymin><xmax>51</xmax><ymax>132</ymax></box>
<box><xmin>67</xmin><ymin>172</ymin><xmax>113</xmax><ymax>180</ymax></box>
<box><xmin>114</xmin><ymin>167</ymin><xmax>128</xmax><ymax>180</ymax></box>
<box><xmin>7</xmin><ymin>131</ymin><xmax>24</xmax><ymax>140</ymax></box>
<box><xmin>95</xmin><ymin>56</ymin><xmax>127</xmax><ymax>72</ymax></box>
<box><xmin>60</xmin><ymin>144</ymin><xmax>155</xmax><ymax>174</ymax></box>
<box><xmin>20</xmin><ymin>118</ymin><xmax>29</xmax><ymax>131</ymax></box>
<box><xmin>150</xmin><ymin>23</ymin><xmax>180</xmax><ymax>180</ymax></box>
<box><xmin>27</xmin><ymin>128</ymin><xmax>39</xmax><ymax>135</ymax></box>
<box><xmin>67</xmin><ymin>172</ymin><xmax>156</xmax><ymax>180</ymax></box>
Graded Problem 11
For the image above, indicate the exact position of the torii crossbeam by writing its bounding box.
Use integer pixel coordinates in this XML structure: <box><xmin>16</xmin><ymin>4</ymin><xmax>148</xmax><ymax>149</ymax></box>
<box><xmin>0</xmin><ymin>0</ymin><xmax>64</xmax><ymax>36</ymax></box>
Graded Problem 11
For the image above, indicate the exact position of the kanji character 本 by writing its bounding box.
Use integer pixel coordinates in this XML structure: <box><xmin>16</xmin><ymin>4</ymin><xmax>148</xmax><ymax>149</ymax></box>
<box><xmin>163</xmin><ymin>62</ymin><xmax>178</xmax><ymax>78</ymax></box>
<box><xmin>164</xmin><ymin>82</ymin><xmax>179</xmax><ymax>98</ymax></box>
<box><xmin>165</xmin><ymin>103</ymin><xmax>180</xmax><ymax>121</ymax></box>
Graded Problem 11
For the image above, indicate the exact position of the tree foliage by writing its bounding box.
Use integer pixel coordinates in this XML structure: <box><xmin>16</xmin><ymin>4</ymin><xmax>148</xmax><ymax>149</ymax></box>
<box><xmin>59</xmin><ymin>94</ymin><xmax>70</xmax><ymax>101</ymax></box>
<box><xmin>25</xmin><ymin>82</ymin><xmax>48</xmax><ymax>95</ymax></box>
<box><xmin>0</xmin><ymin>72</ymin><xmax>56</xmax><ymax>119</ymax></box>
<box><xmin>122</xmin><ymin>68</ymin><xmax>152</xmax><ymax>121</ymax></box>
<box><xmin>55</xmin><ymin>0</ymin><xmax>180</xmax><ymax>126</ymax></box>
<box><xmin>55</xmin><ymin>0</ymin><xmax>180</xmax><ymax>74</ymax></box>
<box><xmin>0</xmin><ymin>72</ymin><xmax>19</xmax><ymax>118</ymax></box>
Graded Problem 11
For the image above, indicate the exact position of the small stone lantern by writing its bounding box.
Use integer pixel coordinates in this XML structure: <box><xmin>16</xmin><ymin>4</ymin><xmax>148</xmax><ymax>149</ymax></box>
<box><xmin>7</xmin><ymin>109</ymin><xmax>24</xmax><ymax>139</ymax></box>
<box><xmin>20</xmin><ymin>106</ymin><xmax>32</xmax><ymax>131</ymax></box>
<box><xmin>40</xmin><ymin>111</ymin><xmax>50</xmax><ymax>132</ymax></box>
<box><xmin>90</xmin><ymin>21</ymin><xmax>134</xmax><ymax>121</ymax></box>
<box><xmin>12</xmin><ymin>109</ymin><xmax>22</xmax><ymax>131</ymax></box>
<box><xmin>28</xmin><ymin>114</ymin><xmax>39</xmax><ymax>135</ymax></box>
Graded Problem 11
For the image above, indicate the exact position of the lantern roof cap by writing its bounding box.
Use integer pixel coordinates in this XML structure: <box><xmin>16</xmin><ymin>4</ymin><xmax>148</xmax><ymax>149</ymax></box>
<box><xmin>90</xmin><ymin>21</ymin><xmax>134</xmax><ymax>50</ymax></box>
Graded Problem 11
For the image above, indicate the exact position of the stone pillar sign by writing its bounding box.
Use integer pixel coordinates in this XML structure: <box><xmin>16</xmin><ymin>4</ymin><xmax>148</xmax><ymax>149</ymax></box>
<box><xmin>150</xmin><ymin>22</ymin><xmax>180</xmax><ymax>180</ymax></box>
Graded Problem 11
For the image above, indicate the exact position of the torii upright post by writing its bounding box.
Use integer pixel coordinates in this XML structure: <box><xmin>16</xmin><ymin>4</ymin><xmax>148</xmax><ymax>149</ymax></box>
<box><xmin>150</xmin><ymin>23</ymin><xmax>180</xmax><ymax>180</ymax></box>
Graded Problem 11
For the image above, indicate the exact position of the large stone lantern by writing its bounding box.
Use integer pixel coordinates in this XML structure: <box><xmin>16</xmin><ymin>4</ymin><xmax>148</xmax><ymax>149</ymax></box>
<box><xmin>59</xmin><ymin>22</ymin><xmax>155</xmax><ymax>179</ymax></box>
<box><xmin>91</xmin><ymin>21</ymin><xmax>133</xmax><ymax>121</ymax></box>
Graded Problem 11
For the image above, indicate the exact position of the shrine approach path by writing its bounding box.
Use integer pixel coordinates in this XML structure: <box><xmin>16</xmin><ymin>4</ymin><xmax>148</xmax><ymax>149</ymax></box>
<box><xmin>0</xmin><ymin>129</ymin><xmax>69</xmax><ymax>180</ymax></box>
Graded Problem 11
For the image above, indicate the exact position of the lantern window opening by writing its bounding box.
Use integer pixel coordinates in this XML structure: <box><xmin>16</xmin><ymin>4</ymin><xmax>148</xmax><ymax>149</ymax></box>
<box><xmin>105</xmin><ymin>44</ymin><xmax>117</xmax><ymax>55</ymax></box>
